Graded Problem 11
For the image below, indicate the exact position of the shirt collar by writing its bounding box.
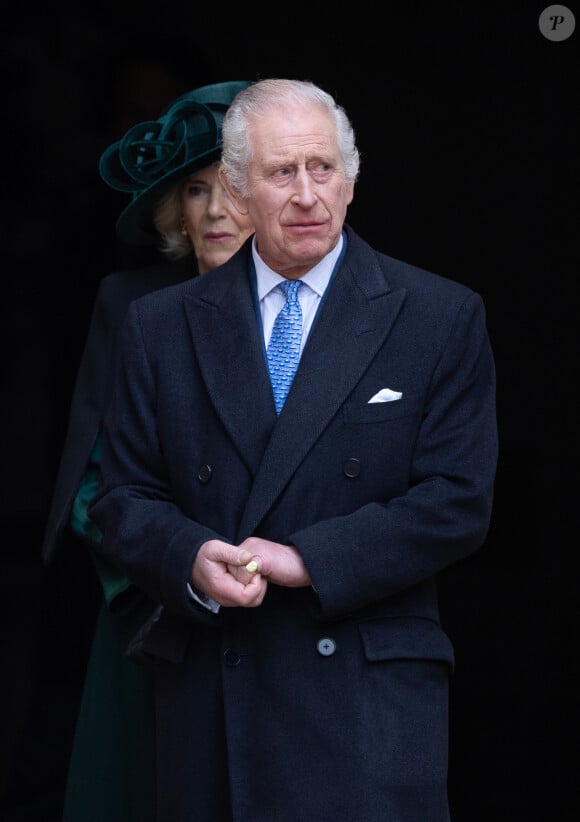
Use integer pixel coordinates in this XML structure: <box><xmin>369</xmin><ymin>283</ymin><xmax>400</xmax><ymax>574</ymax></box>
<box><xmin>252</xmin><ymin>233</ymin><xmax>344</xmax><ymax>301</ymax></box>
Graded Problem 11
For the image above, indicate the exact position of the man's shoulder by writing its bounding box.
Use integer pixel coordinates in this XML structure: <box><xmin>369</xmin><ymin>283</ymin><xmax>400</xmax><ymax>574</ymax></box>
<box><xmin>381</xmin><ymin>253</ymin><xmax>472</xmax><ymax>297</ymax></box>
<box><xmin>344</xmin><ymin>225</ymin><xmax>476</xmax><ymax>303</ymax></box>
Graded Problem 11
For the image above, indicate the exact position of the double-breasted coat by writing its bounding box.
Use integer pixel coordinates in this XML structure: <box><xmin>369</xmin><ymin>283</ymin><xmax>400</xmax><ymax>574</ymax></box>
<box><xmin>90</xmin><ymin>225</ymin><xmax>498</xmax><ymax>822</ymax></box>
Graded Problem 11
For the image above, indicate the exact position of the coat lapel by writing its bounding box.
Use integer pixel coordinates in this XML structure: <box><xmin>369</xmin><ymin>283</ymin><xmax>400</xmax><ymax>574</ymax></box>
<box><xmin>183</xmin><ymin>248</ymin><xmax>277</xmax><ymax>477</ymax></box>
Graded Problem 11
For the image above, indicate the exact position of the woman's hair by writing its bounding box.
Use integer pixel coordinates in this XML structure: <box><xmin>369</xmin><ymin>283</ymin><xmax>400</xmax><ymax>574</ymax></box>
<box><xmin>153</xmin><ymin>182</ymin><xmax>193</xmax><ymax>260</ymax></box>
<box><xmin>220</xmin><ymin>79</ymin><xmax>360</xmax><ymax>198</ymax></box>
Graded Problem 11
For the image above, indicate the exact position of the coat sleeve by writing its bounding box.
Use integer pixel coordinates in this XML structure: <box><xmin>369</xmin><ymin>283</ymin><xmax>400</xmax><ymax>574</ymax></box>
<box><xmin>88</xmin><ymin>299</ymin><xmax>222</xmax><ymax>621</ymax></box>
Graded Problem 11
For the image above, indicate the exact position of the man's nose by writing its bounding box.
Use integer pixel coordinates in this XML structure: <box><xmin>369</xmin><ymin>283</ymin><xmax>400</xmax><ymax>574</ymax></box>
<box><xmin>291</xmin><ymin>170</ymin><xmax>317</xmax><ymax>206</ymax></box>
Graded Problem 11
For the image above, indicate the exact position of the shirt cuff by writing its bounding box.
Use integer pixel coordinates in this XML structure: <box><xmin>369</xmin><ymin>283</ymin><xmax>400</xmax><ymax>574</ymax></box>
<box><xmin>187</xmin><ymin>582</ymin><xmax>220</xmax><ymax>614</ymax></box>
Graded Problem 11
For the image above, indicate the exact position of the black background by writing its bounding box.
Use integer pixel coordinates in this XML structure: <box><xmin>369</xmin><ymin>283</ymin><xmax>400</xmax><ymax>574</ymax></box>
<box><xmin>1</xmin><ymin>3</ymin><xmax>578</xmax><ymax>820</ymax></box>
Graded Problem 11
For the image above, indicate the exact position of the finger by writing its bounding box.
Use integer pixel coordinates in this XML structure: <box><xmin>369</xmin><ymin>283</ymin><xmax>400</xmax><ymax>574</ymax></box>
<box><xmin>235</xmin><ymin>548</ymin><xmax>253</xmax><ymax>566</ymax></box>
<box><xmin>217</xmin><ymin>571</ymin><xmax>267</xmax><ymax>608</ymax></box>
<box><xmin>239</xmin><ymin>574</ymin><xmax>268</xmax><ymax>607</ymax></box>
<box><xmin>227</xmin><ymin>563</ymin><xmax>257</xmax><ymax>585</ymax></box>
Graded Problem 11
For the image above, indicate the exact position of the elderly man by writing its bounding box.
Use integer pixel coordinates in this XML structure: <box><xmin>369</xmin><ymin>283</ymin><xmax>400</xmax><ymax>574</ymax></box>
<box><xmin>90</xmin><ymin>78</ymin><xmax>497</xmax><ymax>822</ymax></box>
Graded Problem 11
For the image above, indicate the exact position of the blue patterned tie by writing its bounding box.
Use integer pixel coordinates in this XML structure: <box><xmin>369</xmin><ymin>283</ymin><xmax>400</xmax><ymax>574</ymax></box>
<box><xmin>266</xmin><ymin>280</ymin><xmax>304</xmax><ymax>415</ymax></box>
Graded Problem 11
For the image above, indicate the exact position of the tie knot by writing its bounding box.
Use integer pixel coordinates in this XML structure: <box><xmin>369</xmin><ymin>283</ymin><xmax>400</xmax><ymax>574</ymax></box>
<box><xmin>278</xmin><ymin>279</ymin><xmax>303</xmax><ymax>303</ymax></box>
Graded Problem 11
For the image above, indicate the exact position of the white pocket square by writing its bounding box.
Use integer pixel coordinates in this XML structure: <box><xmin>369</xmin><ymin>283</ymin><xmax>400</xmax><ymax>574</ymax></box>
<box><xmin>368</xmin><ymin>388</ymin><xmax>403</xmax><ymax>404</ymax></box>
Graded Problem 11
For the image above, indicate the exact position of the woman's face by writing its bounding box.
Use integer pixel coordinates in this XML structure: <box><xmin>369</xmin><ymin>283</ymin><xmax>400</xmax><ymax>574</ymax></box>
<box><xmin>180</xmin><ymin>162</ymin><xmax>254</xmax><ymax>274</ymax></box>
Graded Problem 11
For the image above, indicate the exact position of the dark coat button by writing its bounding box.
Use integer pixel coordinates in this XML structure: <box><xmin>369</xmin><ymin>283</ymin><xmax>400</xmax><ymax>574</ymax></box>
<box><xmin>223</xmin><ymin>648</ymin><xmax>240</xmax><ymax>667</ymax></box>
<box><xmin>197</xmin><ymin>464</ymin><xmax>212</xmax><ymax>483</ymax></box>
<box><xmin>343</xmin><ymin>458</ymin><xmax>361</xmax><ymax>478</ymax></box>
<box><xmin>317</xmin><ymin>637</ymin><xmax>337</xmax><ymax>657</ymax></box>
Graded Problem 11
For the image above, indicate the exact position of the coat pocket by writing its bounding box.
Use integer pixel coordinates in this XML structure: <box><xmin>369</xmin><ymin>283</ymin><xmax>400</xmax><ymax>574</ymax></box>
<box><xmin>126</xmin><ymin>605</ymin><xmax>191</xmax><ymax>667</ymax></box>
<box><xmin>358</xmin><ymin>615</ymin><xmax>455</xmax><ymax>671</ymax></box>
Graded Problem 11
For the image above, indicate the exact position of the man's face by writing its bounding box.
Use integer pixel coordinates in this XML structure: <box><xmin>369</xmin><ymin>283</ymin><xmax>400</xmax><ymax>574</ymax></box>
<box><xmin>241</xmin><ymin>103</ymin><xmax>354</xmax><ymax>279</ymax></box>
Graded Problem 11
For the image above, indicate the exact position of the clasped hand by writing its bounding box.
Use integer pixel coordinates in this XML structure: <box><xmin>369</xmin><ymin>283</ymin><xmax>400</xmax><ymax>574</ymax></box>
<box><xmin>190</xmin><ymin>537</ymin><xmax>312</xmax><ymax>608</ymax></box>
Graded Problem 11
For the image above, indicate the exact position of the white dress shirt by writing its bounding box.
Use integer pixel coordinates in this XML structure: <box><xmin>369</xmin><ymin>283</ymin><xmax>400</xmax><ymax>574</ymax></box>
<box><xmin>253</xmin><ymin>232</ymin><xmax>343</xmax><ymax>352</ymax></box>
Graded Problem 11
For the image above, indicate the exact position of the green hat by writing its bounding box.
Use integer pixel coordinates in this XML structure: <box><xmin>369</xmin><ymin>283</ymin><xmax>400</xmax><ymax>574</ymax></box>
<box><xmin>99</xmin><ymin>80</ymin><xmax>252</xmax><ymax>245</ymax></box>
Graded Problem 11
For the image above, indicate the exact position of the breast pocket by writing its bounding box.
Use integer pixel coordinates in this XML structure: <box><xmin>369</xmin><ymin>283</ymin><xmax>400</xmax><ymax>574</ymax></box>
<box><xmin>342</xmin><ymin>393</ymin><xmax>422</xmax><ymax>424</ymax></box>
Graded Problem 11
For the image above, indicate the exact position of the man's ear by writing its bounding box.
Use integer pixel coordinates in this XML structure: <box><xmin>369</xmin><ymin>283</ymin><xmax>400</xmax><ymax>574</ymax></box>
<box><xmin>218</xmin><ymin>165</ymin><xmax>250</xmax><ymax>216</ymax></box>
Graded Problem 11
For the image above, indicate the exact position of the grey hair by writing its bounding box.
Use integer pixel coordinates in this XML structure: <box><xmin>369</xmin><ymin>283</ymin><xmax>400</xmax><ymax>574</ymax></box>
<box><xmin>220</xmin><ymin>79</ymin><xmax>360</xmax><ymax>198</ymax></box>
<box><xmin>153</xmin><ymin>181</ymin><xmax>194</xmax><ymax>260</ymax></box>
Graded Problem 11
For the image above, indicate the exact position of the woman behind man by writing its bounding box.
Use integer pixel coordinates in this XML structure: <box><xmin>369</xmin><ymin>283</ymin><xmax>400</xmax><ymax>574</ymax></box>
<box><xmin>43</xmin><ymin>80</ymin><xmax>254</xmax><ymax>822</ymax></box>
